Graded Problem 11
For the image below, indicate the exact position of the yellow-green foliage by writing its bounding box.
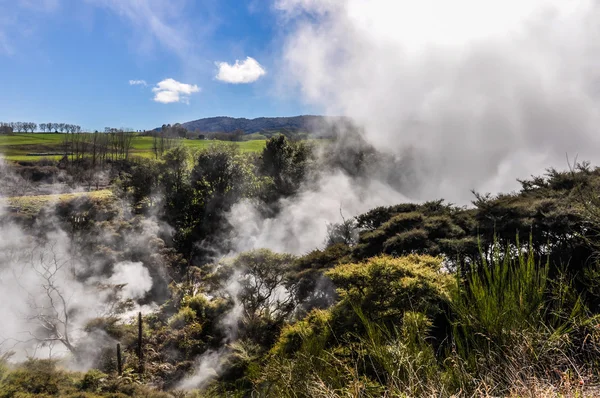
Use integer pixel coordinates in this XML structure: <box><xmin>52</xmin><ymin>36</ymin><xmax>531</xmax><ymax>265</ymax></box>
<box><xmin>271</xmin><ymin>309</ymin><xmax>332</xmax><ymax>356</ymax></box>
<box><xmin>185</xmin><ymin>294</ymin><xmax>212</xmax><ymax>319</ymax></box>
<box><xmin>0</xmin><ymin>359</ymin><xmax>173</xmax><ymax>398</ymax></box>
<box><xmin>256</xmin><ymin>255</ymin><xmax>456</xmax><ymax>396</ymax></box>
<box><xmin>0</xmin><ymin>359</ymin><xmax>69</xmax><ymax>397</ymax></box>
<box><xmin>169</xmin><ymin>306</ymin><xmax>197</xmax><ymax>330</ymax></box>
<box><xmin>184</xmin><ymin>294</ymin><xmax>229</xmax><ymax>322</ymax></box>
<box><xmin>356</xmin><ymin>310</ymin><xmax>441</xmax><ymax>395</ymax></box>
<box><xmin>326</xmin><ymin>255</ymin><xmax>454</xmax><ymax>323</ymax></box>
<box><xmin>78</xmin><ymin>369</ymin><xmax>108</xmax><ymax>392</ymax></box>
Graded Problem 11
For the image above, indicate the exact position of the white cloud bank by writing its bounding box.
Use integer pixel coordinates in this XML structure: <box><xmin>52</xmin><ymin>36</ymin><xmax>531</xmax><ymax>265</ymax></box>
<box><xmin>152</xmin><ymin>78</ymin><xmax>200</xmax><ymax>104</ymax></box>
<box><xmin>129</xmin><ymin>79</ymin><xmax>147</xmax><ymax>86</ymax></box>
<box><xmin>216</xmin><ymin>57</ymin><xmax>266</xmax><ymax>84</ymax></box>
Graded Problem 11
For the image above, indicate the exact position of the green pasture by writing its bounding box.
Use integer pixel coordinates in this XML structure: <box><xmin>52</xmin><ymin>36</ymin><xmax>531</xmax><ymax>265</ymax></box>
<box><xmin>0</xmin><ymin>133</ymin><xmax>266</xmax><ymax>162</ymax></box>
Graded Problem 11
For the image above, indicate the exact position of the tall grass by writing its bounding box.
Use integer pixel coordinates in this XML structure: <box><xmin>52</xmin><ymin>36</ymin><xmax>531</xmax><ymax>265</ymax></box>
<box><xmin>449</xmin><ymin>237</ymin><xmax>593</xmax><ymax>395</ymax></box>
<box><xmin>453</xmin><ymin>237</ymin><xmax>548</xmax><ymax>355</ymax></box>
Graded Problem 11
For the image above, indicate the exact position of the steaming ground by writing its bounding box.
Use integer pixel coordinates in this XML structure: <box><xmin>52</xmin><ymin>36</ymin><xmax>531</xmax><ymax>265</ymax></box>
<box><xmin>0</xmin><ymin>156</ymin><xmax>160</xmax><ymax>367</ymax></box>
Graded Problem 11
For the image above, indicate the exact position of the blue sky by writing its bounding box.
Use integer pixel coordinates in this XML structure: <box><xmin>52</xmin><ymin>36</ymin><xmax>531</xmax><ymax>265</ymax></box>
<box><xmin>0</xmin><ymin>0</ymin><xmax>318</xmax><ymax>131</ymax></box>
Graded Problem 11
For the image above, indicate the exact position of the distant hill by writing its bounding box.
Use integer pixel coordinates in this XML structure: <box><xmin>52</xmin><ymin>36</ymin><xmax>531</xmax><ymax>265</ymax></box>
<box><xmin>167</xmin><ymin>115</ymin><xmax>354</xmax><ymax>136</ymax></box>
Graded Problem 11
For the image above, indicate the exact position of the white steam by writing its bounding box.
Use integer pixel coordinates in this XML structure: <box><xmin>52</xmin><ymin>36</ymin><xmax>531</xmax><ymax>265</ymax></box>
<box><xmin>177</xmin><ymin>349</ymin><xmax>228</xmax><ymax>390</ymax></box>
<box><xmin>177</xmin><ymin>270</ymin><xmax>243</xmax><ymax>390</ymax></box>
<box><xmin>229</xmin><ymin>170</ymin><xmax>409</xmax><ymax>254</ymax></box>
<box><xmin>224</xmin><ymin>0</ymin><xmax>600</xmax><ymax>255</ymax></box>
<box><xmin>107</xmin><ymin>261</ymin><xmax>153</xmax><ymax>300</ymax></box>
<box><xmin>0</xmin><ymin>156</ymin><xmax>158</xmax><ymax>365</ymax></box>
<box><xmin>277</xmin><ymin>0</ymin><xmax>600</xmax><ymax>201</ymax></box>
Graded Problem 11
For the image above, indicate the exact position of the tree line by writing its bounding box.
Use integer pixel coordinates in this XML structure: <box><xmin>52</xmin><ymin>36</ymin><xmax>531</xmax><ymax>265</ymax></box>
<box><xmin>62</xmin><ymin>130</ymin><xmax>135</xmax><ymax>167</ymax></box>
<box><xmin>0</xmin><ymin>121</ymin><xmax>83</xmax><ymax>133</ymax></box>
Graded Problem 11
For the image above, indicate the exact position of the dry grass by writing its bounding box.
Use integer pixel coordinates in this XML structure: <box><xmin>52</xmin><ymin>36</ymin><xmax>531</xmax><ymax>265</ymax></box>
<box><xmin>0</xmin><ymin>189</ymin><xmax>113</xmax><ymax>215</ymax></box>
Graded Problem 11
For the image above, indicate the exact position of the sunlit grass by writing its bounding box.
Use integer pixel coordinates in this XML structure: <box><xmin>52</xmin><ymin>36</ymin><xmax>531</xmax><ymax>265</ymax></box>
<box><xmin>0</xmin><ymin>133</ymin><xmax>267</xmax><ymax>162</ymax></box>
<box><xmin>0</xmin><ymin>189</ymin><xmax>113</xmax><ymax>215</ymax></box>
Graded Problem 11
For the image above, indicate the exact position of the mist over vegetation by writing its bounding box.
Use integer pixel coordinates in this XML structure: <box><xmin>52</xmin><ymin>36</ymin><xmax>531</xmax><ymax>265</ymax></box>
<box><xmin>2</xmin><ymin>127</ymin><xmax>600</xmax><ymax>397</ymax></box>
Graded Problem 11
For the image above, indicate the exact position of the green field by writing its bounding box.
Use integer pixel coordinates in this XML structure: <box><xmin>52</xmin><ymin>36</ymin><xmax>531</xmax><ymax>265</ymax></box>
<box><xmin>0</xmin><ymin>133</ymin><xmax>266</xmax><ymax>162</ymax></box>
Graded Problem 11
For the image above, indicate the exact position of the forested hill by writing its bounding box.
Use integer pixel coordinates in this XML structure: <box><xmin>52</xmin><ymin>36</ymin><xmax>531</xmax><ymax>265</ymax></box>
<box><xmin>177</xmin><ymin>115</ymin><xmax>352</xmax><ymax>134</ymax></box>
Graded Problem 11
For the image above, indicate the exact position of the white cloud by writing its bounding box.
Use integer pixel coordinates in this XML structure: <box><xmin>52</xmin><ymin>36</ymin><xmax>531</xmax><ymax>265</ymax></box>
<box><xmin>129</xmin><ymin>79</ymin><xmax>147</xmax><ymax>86</ymax></box>
<box><xmin>152</xmin><ymin>78</ymin><xmax>200</xmax><ymax>104</ymax></box>
<box><xmin>216</xmin><ymin>57</ymin><xmax>266</xmax><ymax>84</ymax></box>
<box><xmin>0</xmin><ymin>32</ymin><xmax>12</xmax><ymax>56</ymax></box>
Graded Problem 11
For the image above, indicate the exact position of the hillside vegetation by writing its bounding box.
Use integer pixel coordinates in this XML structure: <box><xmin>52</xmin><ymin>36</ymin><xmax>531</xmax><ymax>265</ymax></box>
<box><xmin>178</xmin><ymin>115</ymin><xmax>352</xmax><ymax>135</ymax></box>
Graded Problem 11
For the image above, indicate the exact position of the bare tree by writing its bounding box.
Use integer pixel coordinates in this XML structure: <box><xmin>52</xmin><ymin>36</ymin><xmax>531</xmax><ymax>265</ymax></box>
<box><xmin>7</xmin><ymin>244</ymin><xmax>77</xmax><ymax>357</ymax></box>
<box><xmin>4</xmin><ymin>243</ymin><xmax>136</xmax><ymax>361</ymax></box>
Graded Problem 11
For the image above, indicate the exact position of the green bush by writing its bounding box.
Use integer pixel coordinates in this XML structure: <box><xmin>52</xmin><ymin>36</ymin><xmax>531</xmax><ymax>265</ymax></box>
<box><xmin>169</xmin><ymin>306</ymin><xmax>197</xmax><ymax>330</ymax></box>
<box><xmin>271</xmin><ymin>309</ymin><xmax>332</xmax><ymax>356</ymax></box>
<box><xmin>0</xmin><ymin>359</ymin><xmax>69</xmax><ymax>397</ymax></box>
<box><xmin>79</xmin><ymin>369</ymin><xmax>108</xmax><ymax>392</ymax></box>
<box><xmin>326</xmin><ymin>254</ymin><xmax>453</xmax><ymax>335</ymax></box>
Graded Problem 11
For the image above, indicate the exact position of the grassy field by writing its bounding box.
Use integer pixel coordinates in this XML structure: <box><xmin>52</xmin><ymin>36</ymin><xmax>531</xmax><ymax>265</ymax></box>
<box><xmin>0</xmin><ymin>133</ymin><xmax>266</xmax><ymax>162</ymax></box>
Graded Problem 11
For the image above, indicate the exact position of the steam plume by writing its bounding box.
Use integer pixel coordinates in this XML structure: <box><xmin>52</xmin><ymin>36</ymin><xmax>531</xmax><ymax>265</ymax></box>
<box><xmin>226</xmin><ymin>1</ymin><xmax>600</xmax><ymax>255</ymax></box>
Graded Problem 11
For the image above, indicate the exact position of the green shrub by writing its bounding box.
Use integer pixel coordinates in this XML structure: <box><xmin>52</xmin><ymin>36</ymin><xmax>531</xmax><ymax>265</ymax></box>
<box><xmin>355</xmin><ymin>309</ymin><xmax>442</xmax><ymax>396</ymax></box>
<box><xmin>271</xmin><ymin>309</ymin><xmax>332</xmax><ymax>356</ymax></box>
<box><xmin>79</xmin><ymin>369</ymin><xmax>108</xmax><ymax>392</ymax></box>
<box><xmin>185</xmin><ymin>294</ymin><xmax>212</xmax><ymax>320</ymax></box>
<box><xmin>169</xmin><ymin>306</ymin><xmax>197</xmax><ymax>330</ymax></box>
<box><xmin>0</xmin><ymin>359</ymin><xmax>69</xmax><ymax>397</ymax></box>
<box><xmin>326</xmin><ymin>254</ymin><xmax>453</xmax><ymax>334</ymax></box>
<box><xmin>452</xmin><ymin>238</ymin><xmax>548</xmax><ymax>353</ymax></box>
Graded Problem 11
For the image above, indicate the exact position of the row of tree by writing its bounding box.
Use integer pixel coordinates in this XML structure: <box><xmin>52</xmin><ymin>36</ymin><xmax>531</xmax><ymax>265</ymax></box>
<box><xmin>0</xmin><ymin>122</ymin><xmax>83</xmax><ymax>133</ymax></box>
<box><xmin>0</xmin><ymin>122</ymin><xmax>38</xmax><ymax>133</ymax></box>
<box><xmin>62</xmin><ymin>131</ymin><xmax>135</xmax><ymax>169</ymax></box>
